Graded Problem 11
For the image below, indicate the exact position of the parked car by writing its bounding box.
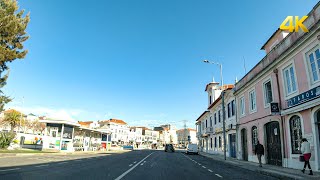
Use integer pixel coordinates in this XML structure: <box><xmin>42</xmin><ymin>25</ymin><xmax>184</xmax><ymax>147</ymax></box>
<box><xmin>164</xmin><ymin>144</ymin><xmax>175</xmax><ymax>152</ymax></box>
<box><xmin>186</xmin><ymin>144</ymin><xmax>198</xmax><ymax>155</ymax></box>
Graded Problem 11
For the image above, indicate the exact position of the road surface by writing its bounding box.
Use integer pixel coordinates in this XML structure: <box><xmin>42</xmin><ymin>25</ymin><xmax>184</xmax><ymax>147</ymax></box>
<box><xmin>0</xmin><ymin>150</ymin><xmax>278</xmax><ymax>180</ymax></box>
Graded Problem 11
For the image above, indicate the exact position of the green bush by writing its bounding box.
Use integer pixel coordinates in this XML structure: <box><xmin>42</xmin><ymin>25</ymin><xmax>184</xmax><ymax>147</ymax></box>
<box><xmin>0</xmin><ymin>132</ymin><xmax>16</xmax><ymax>149</ymax></box>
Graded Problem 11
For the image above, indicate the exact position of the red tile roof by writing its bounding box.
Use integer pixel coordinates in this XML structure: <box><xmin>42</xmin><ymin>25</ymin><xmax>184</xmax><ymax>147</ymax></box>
<box><xmin>100</xmin><ymin>119</ymin><xmax>127</xmax><ymax>125</ymax></box>
<box><xmin>78</xmin><ymin>121</ymin><xmax>93</xmax><ymax>126</ymax></box>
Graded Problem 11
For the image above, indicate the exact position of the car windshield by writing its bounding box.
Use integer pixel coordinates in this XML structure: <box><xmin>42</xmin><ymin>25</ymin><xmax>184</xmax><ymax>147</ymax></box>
<box><xmin>0</xmin><ymin>0</ymin><xmax>316</xmax><ymax>180</ymax></box>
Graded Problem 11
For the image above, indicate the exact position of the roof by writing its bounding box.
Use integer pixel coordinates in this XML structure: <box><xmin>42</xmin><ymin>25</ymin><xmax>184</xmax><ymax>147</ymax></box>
<box><xmin>195</xmin><ymin>111</ymin><xmax>209</xmax><ymax>122</ymax></box>
<box><xmin>177</xmin><ymin>128</ymin><xmax>196</xmax><ymax>132</ymax></box>
<box><xmin>99</xmin><ymin>119</ymin><xmax>127</xmax><ymax>125</ymax></box>
<box><xmin>78</xmin><ymin>121</ymin><xmax>93</xmax><ymax>126</ymax></box>
<box><xmin>205</xmin><ymin>82</ymin><xmax>219</xmax><ymax>91</ymax></box>
<box><xmin>205</xmin><ymin>83</ymin><xmax>234</xmax><ymax>92</ymax></box>
<box><xmin>39</xmin><ymin>119</ymin><xmax>80</xmax><ymax>127</ymax></box>
<box><xmin>260</xmin><ymin>28</ymin><xmax>281</xmax><ymax>50</ymax></box>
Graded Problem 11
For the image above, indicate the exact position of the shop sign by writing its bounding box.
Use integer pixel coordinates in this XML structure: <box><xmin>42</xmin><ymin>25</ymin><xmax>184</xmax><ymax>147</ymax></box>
<box><xmin>286</xmin><ymin>85</ymin><xmax>320</xmax><ymax>108</ymax></box>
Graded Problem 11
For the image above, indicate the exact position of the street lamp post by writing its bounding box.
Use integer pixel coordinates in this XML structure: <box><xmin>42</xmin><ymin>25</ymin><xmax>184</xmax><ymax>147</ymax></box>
<box><xmin>203</xmin><ymin>59</ymin><xmax>227</xmax><ymax>160</ymax></box>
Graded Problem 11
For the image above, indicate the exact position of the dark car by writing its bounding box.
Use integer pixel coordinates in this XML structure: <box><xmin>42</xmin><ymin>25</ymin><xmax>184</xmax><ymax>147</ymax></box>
<box><xmin>164</xmin><ymin>144</ymin><xmax>175</xmax><ymax>152</ymax></box>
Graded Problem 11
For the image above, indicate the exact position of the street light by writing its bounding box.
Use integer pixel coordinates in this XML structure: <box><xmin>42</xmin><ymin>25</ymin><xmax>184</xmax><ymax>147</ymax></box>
<box><xmin>203</xmin><ymin>59</ymin><xmax>227</xmax><ymax>160</ymax></box>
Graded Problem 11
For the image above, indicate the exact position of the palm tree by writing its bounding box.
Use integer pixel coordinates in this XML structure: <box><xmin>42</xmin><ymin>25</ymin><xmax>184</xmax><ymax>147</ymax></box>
<box><xmin>3</xmin><ymin>109</ymin><xmax>22</xmax><ymax>132</ymax></box>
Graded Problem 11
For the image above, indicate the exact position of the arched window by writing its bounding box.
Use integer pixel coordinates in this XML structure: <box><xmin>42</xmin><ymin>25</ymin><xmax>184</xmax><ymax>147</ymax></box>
<box><xmin>219</xmin><ymin>136</ymin><xmax>221</xmax><ymax>148</ymax></box>
<box><xmin>290</xmin><ymin>115</ymin><xmax>302</xmax><ymax>154</ymax></box>
<box><xmin>252</xmin><ymin>126</ymin><xmax>258</xmax><ymax>153</ymax></box>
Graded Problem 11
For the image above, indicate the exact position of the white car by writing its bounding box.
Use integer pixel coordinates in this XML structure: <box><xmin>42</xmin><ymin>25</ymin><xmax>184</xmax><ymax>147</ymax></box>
<box><xmin>186</xmin><ymin>144</ymin><xmax>199</xmax><ymax>155</ymax></box>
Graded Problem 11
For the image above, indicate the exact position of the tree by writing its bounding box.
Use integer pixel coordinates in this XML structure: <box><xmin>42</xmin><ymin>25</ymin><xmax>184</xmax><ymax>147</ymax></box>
<box><xmin>3</xmin><ymin>109</ymin><xmax>22</xmax><ymax>132</ymax></box>
<box><xmin>0</xmin><ymin>0</ymin><xmax>30</xmax><ymax>111</ymax></box>
<box><xmin>25</xmin><ymin>120</ymin><xmax>45</xmax><ymax>134</ymax></box>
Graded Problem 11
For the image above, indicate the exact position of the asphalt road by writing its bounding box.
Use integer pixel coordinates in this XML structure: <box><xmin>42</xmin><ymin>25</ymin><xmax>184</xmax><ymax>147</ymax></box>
<box><xmin>0</xmin><ymin>150</ymin><xmax>278</xmax><ymax>180</ymax></box>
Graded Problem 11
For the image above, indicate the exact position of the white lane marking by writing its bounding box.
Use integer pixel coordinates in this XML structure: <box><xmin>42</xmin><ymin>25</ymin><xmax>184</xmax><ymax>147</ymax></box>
<box><xmin>198</xmin><ymin>163</ymin><xmax>201</xmax><ymax>165</ymax></box>
<box><xmin>215</xmin><ymin>174</ymin><xmax>222</xmax><ymax>178</ymax></box>
<box><xmin>35</xmin><ymin>164</ymin><xmax>49</xmax><ymax>168</ymax></box>
<box><xmin>115</xmin><ymin>152</ymin><xmax>154</xmax><ymax>180</ymax></box>
<box><xmin>133</xmin><ymin>161</ymin><xmax>137</xmax><ymax>163</ymax></box>
<box><xmin>202</xmin><ymin>166</ymin><xmax>206</xmax><ymax>168</ymax></box>
<box><xmin>208</xmin><ymin>169</ymin><xmax>213</xmax><ymax>172</ymax></box>
<box><xmin>140</xmin><ymin>164</ymin><xmax>144</xmax><ymax>166</ymax></box>
<box><xmin>129</xmin><ymin>164</ymin><xmax>133</xmax><ymax>167</ymax></box>
<box><xmin>0</xmin><ymin>168</ymin><xmax>20</xmax><ymax>172</ymax></box>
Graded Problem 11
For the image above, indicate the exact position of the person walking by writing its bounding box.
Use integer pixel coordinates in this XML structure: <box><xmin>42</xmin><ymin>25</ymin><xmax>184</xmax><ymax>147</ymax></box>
<box><xmin>255</xmin><ymin>141</ymin><xmax>264</xmax><ymax>167</ymax></box>
<box><xmin>301</xmin><ymin>138</ymin><xmax>313</xmax><ymax>175</ymax></box>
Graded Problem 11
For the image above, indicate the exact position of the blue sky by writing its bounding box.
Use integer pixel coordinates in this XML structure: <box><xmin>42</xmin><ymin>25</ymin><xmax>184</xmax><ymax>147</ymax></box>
<box><xmin>4</xmin><ymin>0</ymin><xmax>318</xmax><ymax>129</ymax></box>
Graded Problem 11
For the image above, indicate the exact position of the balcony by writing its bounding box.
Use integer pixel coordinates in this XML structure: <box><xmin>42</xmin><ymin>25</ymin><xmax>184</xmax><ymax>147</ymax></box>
<box><xmin>205</xmin><ymin>127</ymin><xmax>214</xmax><ymax>133</ymax></box>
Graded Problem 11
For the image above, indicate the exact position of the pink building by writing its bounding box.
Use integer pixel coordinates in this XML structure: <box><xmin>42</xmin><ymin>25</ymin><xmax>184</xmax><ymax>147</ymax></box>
<box><xmin>235</xmin><ymin>2</ymin><xmax>320</xmax><ymax>171</ymax></box>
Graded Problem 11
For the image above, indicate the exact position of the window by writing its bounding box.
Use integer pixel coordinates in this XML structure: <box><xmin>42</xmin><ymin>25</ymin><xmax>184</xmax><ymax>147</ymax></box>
<box><xmin>202</xmin><ymin>122</ymin><xmax>204</xmax><ymax>130</ymax></box>
<box><xmin>232</xmin><ymin>100</ymin><xmax>235</xmax><ymax>116</ymax></box>
<box><xmin>219</xmin><ymin>136</ymin><xmax>221</xmax><ymax>148</ymax></box>
<box><xmin>240</xmin><ymin>96</ymin><xmax>245</xmax><ymax>115</ymax></box>
<box><xmin>227</xmin><ymin>101</ymin><xmax>235</xmax><ymax>117</ymax></box>
<box><xmin>264</xmin><ymin>81</ymin><xmax>273</xmax><ymax>106</ymax></box>
<box><xmin>214</xmin><ymin>137</ymin><xmax>217</xmax><ymax>148</ymax></box>
<box><xmin>214</xmin><ymin>113</ymin><xmax>217</xmax><ymax>124</ymax></box>
<box><xmin>228</xmin><ymin>102</ymin><xmax>231</xmax><ymax>118</ymax></box>
<box><xmin>283</xmin><ymin>65</ymin><xmax>297</xmax><ymax>95</ymax></box>
<box><xmin>306</xmin><ymin>48</ymin><xmax>320</xmax><ymax>83</ymax></box>
<box><xmin>218</xmin><ymin>110</ymin><xmax>221</xmax><ymax>122</ymax></box>
<box><xmin>290</xmin><ymin>115</ymin><xmax>303</xmax><ymax>154</ymax></box>
<box><xmin>210</xmin><ymin>95</ymin><xmax>212</xmax><ymax>104</ymax></box>
<box><xmin>206</xmin><ymin>120</ymin><xmax>207</xmax><ymax>128</ymax></box>
<box><xmin>249</xmin><ymin>90</ymin><xmax>256</xmax><ymax>112</ymax></box>
<box><xmin>252</xmin><ymin>126</ymin><xmax>258</xmax><ymax>153</ymax></box>
<box><xmin>210</xmin><ymin>116</ymin><xmax>212</xmax><ymax>127</ymax></box>
<box><xmin>210</xmin><ymin>138</ymin><xmax>213</xmax><ymax>149</ymax></box>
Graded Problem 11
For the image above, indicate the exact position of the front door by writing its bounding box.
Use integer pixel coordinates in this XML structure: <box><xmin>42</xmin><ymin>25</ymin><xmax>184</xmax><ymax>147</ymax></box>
<box><xmin>241</xmin><ymin>129</ymin><xmax>248</xmax><ymax>161</ymax></box>
<box><xmin>229</xmin><ymin>134</ymin><xmax>236</xmax><ymax>158</ymax></box>
<box><xmin>266</xmin><ymin>121</ymin><xmax>282</xmax><ymax>166</ymax></box>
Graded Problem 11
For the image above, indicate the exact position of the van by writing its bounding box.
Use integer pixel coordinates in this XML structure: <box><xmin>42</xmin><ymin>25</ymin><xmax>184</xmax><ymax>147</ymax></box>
<box><xmin>186</xmin><ymin>144</ymin><xmax>198</xmax><ymax>155</ymax></box>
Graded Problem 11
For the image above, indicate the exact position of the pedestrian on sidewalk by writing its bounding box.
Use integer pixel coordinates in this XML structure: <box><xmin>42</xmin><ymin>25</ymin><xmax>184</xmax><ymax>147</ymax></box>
<box><xmin>255</xmin><ymin>141</ymin><xmax>264</xmax><ymax>167</ymax></box>
<box><xmin>301</xmin><ymin>138</ymin><xmax>313</xmax><ymax>175</ymax></box>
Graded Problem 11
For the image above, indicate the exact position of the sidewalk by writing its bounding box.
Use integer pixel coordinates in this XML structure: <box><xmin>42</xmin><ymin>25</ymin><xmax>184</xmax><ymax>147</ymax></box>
<box><xmin>199</xmin><ymin>152</ymin><xmax>320</xmax><ymax>180</ymax></box>
<box><xmin>0</xmin><ymin>149</ymin><xmax>128</xmax><ymax>158</ymax></box>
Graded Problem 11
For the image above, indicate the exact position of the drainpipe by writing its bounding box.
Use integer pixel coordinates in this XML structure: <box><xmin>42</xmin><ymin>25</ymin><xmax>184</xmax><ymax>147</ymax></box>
<box><xmin>273</xmin><ymin>69</ymin><xmax>286</xmax><ymax>161</ymax></box>
<box><xmin>234</xmin><ymin>89</ymin><xmax>238</xmax><ymax>159</ymax></box>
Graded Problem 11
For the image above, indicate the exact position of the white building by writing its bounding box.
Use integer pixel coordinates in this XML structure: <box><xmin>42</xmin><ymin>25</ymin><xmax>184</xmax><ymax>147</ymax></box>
<box><xmin>98</xmin><ymin>119</ymin><xmax>129</xmax><ymax>145</ymax></box>
<box><xmin>176</xmin><ymin>128</ymin><xmax>197</xmax><ymax>145</ymax></box>
<box><xmin>196</xmin><ymin>79</ymin><xmax>237</xmax><ymax>158</ymax></box>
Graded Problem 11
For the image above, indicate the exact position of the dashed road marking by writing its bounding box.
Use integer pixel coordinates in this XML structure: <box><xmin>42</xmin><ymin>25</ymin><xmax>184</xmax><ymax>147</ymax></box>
<box><xmin>129</xmin><ymin>164</ymin><xmax>133</xmax><ymax>167</ymax></box>
<box><xmin>115</xmin><ymin>152</ymin><xmax>154</xmax><ymax>180</ymax></box>
<box><xmin>208</xmin><ymin>169</ymin><xmax>213</xmax><ymax>172</ymax></box>
<box><xmin>133</xmin><ymin>161</ymin><xmax>137</xmax><ymax>163</ymax></box>
<box><xmin>202</xmin><ymin>166</ymin><xmax>206</xmax><ymax>168</ymax></box>
<box><xmin>215</xmin><ymin>174</ymin><xmax>222</xmax><ymax>178</ymax></box>
<box><xmin>198</xmin><ymin>163</ymin><xmax>201</xmax><ymax>166</ymax></box>
<box><xmin>35</xmin><ymin>164</ymin><xmax>49</xmax><ymax>168</ymax></box>
<box><xmin>0</xmin><ymin>168</ymin><xmax>20</xmax><ymax>172</ymax></box>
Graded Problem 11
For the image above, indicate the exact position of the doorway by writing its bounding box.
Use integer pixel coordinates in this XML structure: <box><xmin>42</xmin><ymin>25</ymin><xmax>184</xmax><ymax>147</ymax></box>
<box><xmin>266</xmin><ymin>121</ymin><xmax>282</xmax><ymax>166</ymax></box>
<box><xmin>241</xmin><ymin>129</ymin><xmax>248</xmax><ymax>161</ymax></box>
<box><xmin>229</xmin><ymin>133</ymin><xmax>236</xmax><ymax>158</ymax></box>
